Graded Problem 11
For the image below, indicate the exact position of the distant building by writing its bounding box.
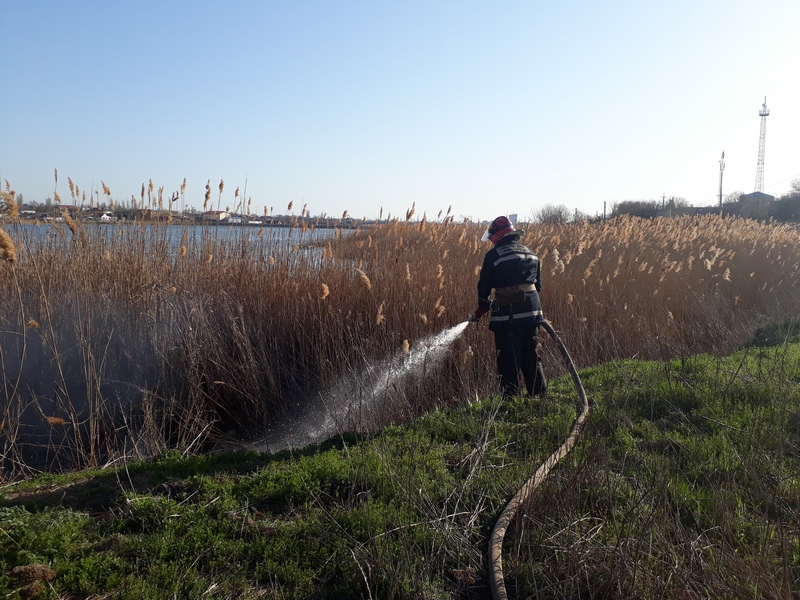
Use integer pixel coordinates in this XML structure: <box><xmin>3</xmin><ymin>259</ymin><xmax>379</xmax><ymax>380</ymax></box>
<box><xmin>738</xmin><ymin>191</ymin><xmax>775</xmax><ymax>220</ymax></box>
<box><xmin>201</xmin><ymin>210</ymin><xmax>229</xmax><ymax>222</ymax></box>
<box><xmin>740</xmin><ymin>192</ymin><xmax>775</xmax><ymax>203</ymax></box>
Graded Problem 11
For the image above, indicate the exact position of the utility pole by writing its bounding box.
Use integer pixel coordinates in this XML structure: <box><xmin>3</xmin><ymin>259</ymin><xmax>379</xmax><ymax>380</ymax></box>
<box><xmin>719</xmin><ymin>150</ymin><xmax>725</xmax><ymax>213</ymax></box>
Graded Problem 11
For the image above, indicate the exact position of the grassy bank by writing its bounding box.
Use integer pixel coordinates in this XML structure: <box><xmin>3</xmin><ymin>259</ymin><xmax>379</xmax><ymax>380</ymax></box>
<box><xmin>2</xmin><ymin>328</ymin><xmax>799</xmax><ymax>599</ymax></box>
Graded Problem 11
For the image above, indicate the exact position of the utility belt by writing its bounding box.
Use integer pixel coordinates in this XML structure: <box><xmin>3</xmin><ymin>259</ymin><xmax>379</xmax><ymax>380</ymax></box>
<box><xmin>494</xmin><ymin>283</ymin><xmax>536</xmax><ymax>306</ymax></box>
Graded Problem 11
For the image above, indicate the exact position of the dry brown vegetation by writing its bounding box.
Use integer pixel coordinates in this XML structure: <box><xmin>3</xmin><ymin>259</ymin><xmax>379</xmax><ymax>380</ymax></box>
<box><xmin>0</xmin><ymin>209</ymin><xmax>799</xmax><ymax>478</ymax></box>
<box><xmin>534</xmin><ymin>215</ymin><xmax>800</xmax><ymax>363</ymax></box>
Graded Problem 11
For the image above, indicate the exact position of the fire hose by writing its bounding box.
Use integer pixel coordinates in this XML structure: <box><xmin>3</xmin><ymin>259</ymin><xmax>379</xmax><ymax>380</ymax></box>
<box><xmin>488</xmin><ymin>318</ymin><xmax>590</xmax><ymax>600</ymax></box>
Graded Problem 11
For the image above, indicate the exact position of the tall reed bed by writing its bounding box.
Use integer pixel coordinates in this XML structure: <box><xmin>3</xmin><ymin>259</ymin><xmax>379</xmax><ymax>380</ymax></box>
<box><xmin>330</xmin><ymin>214</ymin><xmax>800</xmax><ymax>365</ymax></box>
<box><xmin>0</xmin><ymin>211</ymin><xmax>798</xmax><ymax>478</ymax></box>
<box><xmin>528</xmin><ymin>215</ymin><xmax>800</xmax><ymax>365</ymax></box>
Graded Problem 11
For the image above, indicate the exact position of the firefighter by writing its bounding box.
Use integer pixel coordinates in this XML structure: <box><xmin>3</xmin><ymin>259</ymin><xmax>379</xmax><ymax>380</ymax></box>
<box><xmin>469</xmin><ymin>216</ymin><xmax>547</xmax><ymax>398</ymax></box>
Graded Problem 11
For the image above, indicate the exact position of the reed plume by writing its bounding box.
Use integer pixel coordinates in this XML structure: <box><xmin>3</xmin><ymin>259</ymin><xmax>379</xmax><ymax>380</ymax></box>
<box><xmin>63</xmin><ymin>210</ymin><xmax>77</xmax><ymax>236</ymax></box>
<box><xmin>355</xmin><ymin>268</ymin><xmax>372</xmax><ymax>290</ymax></box>
<box><xmin>320</xmin><ymin>283</ymin><xmax>330</xmax><ymax>299</ymax></box>
<box><xmin>0</xmin><ymin>228</ymin><xmax>16</xmax><ymax>264</ymax></box>
<box><xmin>405</xmin><ymin>202</ymin><xmax>416</xmax><ymax>222</ymax></box>
<box><xmin>375</xmin><ymin>302</ymin><xmax>385</xmax><ymax>325</ymax></box>
<box><xmin>219</xmin><ymin>179</ymin><xmax>224</xmax><ymax>194</ymax></box>
<box><xmin>2</xmin><ymin>190</ymin><xmax>19</xmax><ymax>220</ymax></box>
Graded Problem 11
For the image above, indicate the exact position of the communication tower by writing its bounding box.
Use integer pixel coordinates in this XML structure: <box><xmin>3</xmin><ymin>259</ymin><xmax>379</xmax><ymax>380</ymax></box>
<box><xmin>718</xmin><ymin>151</ymin><xmax>725</xmax><ymax>211</ymax></box>
<box><xmin>754</xmin><ymin>97</ymin><xmax>769</xmax><ymax>193</ymax></box>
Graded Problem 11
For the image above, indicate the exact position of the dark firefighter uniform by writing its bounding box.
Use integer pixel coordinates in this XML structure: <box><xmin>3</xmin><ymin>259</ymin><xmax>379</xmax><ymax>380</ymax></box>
<box><xmin>471</xmin><ymin>216</ymin><xmax>547</xmax><ymax>398</ymax></box>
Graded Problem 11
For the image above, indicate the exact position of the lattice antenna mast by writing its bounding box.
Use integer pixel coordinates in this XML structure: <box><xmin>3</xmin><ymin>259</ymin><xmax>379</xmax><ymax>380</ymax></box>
<box><xmin>718</xmin><ymin>150</ymin><xmax>725</xmax><ymax>211</ymax></box>
<box><xmin>754</xmin><ymin>97</ymin><xmax>769</xmax><ymax>193</ymax></box>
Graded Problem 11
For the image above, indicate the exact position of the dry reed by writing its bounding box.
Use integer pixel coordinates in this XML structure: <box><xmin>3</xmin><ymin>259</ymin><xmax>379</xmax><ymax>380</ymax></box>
<box><xmin>0</xmin><ymin>228</ymin><xmax>16</xmax><ymax>264</ymax></box>
<box><xmin>1</xmin><ymin>210</ymin><xmax>798</xmax><ymax>478</ymax></box>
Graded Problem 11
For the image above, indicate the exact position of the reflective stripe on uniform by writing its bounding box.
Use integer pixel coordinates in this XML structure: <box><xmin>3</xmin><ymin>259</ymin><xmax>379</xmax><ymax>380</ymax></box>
<box><xmin>493</xmin><ymin>253</ymin><xmax>534</xmax><ymax>267</ymax></box>
<box><xmin>490</xmin><ymin>310</ymin><xmax>543</xmax><ymax>322</ymax></box>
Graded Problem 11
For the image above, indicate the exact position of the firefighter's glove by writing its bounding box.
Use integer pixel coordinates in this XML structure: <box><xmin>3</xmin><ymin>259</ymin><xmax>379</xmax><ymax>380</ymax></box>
<box><xmin>468</xmin><ymin>306</ymin><xmax>489</xmax><ymax>323</ymax></box>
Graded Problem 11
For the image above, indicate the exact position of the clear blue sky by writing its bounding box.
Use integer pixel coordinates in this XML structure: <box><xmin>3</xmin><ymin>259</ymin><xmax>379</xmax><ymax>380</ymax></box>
<box><xmin>2</xmin><ymin>0</ymin><xmax>799</xmax><ymax>222</ymax></box>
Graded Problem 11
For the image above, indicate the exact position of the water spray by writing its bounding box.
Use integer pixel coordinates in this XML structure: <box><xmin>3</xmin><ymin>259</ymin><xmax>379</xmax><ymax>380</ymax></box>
<box><xmin>252</xmin><ymin>320</ymin><xmax>472</xmax><ymax>453</ymax></box>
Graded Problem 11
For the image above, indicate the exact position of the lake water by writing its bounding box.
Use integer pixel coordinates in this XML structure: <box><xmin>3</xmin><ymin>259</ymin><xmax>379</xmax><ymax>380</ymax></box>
<box><xmin>6</xmin><ymin>221</ymin><xmax>339</xmax><ymax>248</ymax></box>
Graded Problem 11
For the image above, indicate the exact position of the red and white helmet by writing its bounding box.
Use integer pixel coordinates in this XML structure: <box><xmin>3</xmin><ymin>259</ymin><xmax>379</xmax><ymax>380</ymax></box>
<box><xmin>481</xmin><ymin>215</ymin><xmax>515</xmax><ymax>243</ymax></box>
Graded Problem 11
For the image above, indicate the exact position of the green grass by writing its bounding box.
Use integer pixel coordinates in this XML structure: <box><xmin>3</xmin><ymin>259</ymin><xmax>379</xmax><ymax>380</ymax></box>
<box><xmin>2</xmin><ymin>341</ymin><xmax>799</xmax><ymax>598</ymax></box>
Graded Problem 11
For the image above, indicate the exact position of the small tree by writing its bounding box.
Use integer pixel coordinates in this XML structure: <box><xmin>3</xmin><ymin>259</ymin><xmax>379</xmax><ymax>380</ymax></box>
<box><xmin>724</xmin><ymin>191</ymin><xmax>745</xmax><ymax>204</ymax></box>
<box><xmin>573</xmin><ymin>208</ymin><xmax>590</xmax><ymax>222</ymax></box>
<box><xmin>720</xmin><ymin>192</ymin><xmax>744</xmax><ymax>216</ymax></box>
<box><xmin>664</xmin><ymin>196</ymin><xmax>688</xmax><ymax>210</ymax></box>
<box><xmin>534</xmin><ymin>203</ymin><xmax>571</xmax><ymax>224</ymax></box>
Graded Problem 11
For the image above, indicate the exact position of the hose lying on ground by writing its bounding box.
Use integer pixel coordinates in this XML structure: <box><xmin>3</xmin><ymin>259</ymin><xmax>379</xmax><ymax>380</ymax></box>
<box><xmin>488</xmin><ymin>319</ymin><xmax>591</xmax><ymax>600</ymax></box>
